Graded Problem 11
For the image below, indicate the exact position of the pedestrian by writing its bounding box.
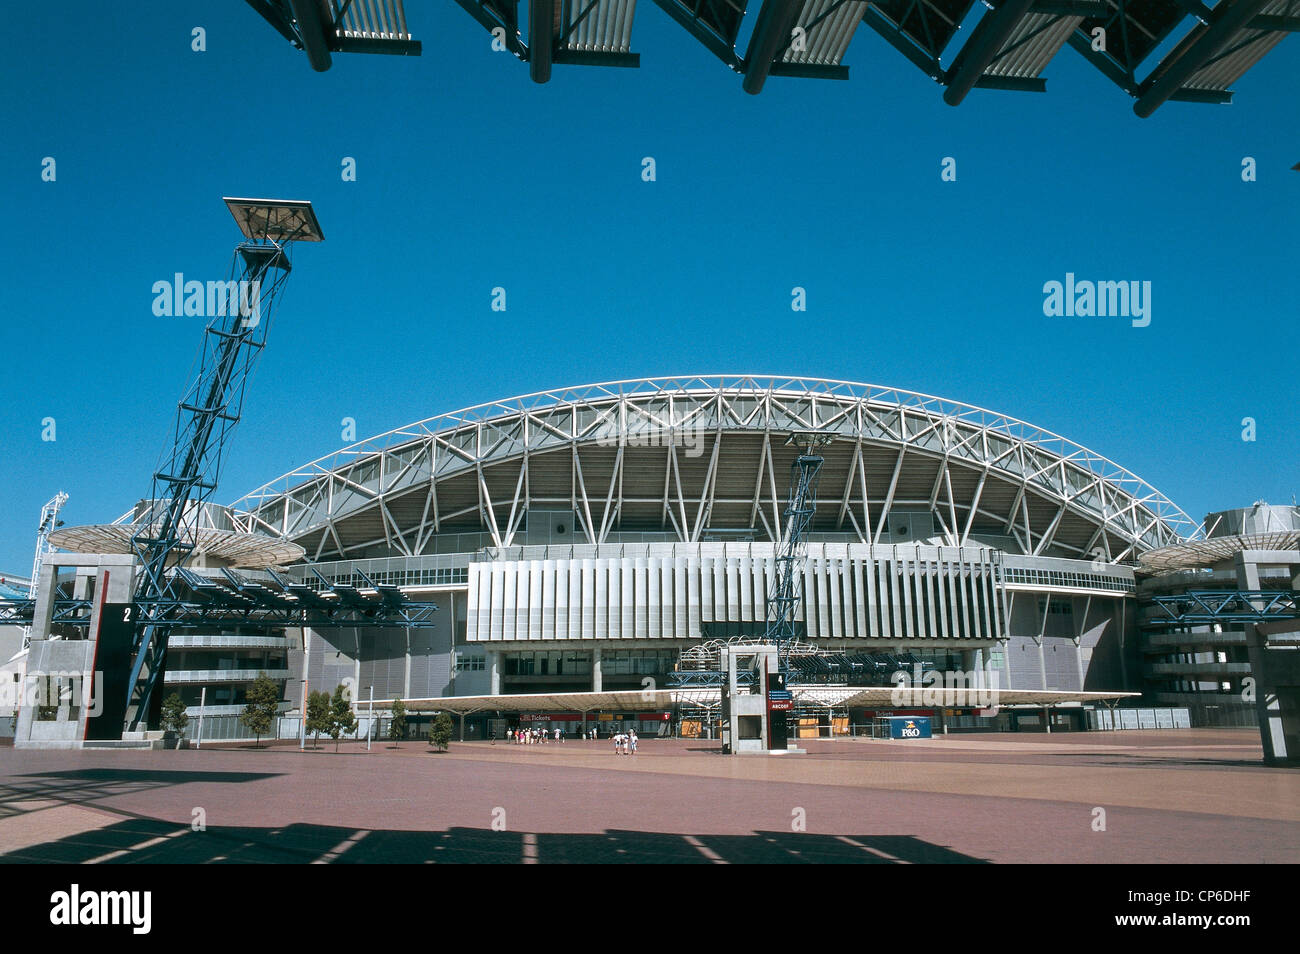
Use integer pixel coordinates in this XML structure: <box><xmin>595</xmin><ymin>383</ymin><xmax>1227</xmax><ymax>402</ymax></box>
<box><xmin>629</xmin><ymin>729</ymin><xmax>638</xmax><ymax>755</ymax></box>
<box><xmin>554</xmin><ymin>726</ymin><xmax>561</xmax><ymax>743</ymax></box>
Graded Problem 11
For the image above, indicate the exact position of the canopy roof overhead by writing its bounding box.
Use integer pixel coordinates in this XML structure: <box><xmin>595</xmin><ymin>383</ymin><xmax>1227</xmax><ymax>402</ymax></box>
<box><xmin>231</xmin><ymin>377</ymin><xmax>1197</xmax><ymax>566</ymax></box>
<box><xmin>243</xmin><ymin>1</ymin><xmax>1293</xmax><ymax>113</ymax></box>
<box><xmin>389</xmin><ymin>686</ymin><xmax>1137</xmax><ymax>715</ymax></box>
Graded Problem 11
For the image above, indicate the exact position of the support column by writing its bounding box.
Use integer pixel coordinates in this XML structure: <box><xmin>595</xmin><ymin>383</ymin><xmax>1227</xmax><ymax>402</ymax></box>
<box><xmin>592</xmin><ymin>646</ymin><xmax>603</xmax><ymax>692</ymax></box>
<box><xmin>488</xmin><ymin>652</ymin><xmax>502</xmax><ymax>696</ymax></box>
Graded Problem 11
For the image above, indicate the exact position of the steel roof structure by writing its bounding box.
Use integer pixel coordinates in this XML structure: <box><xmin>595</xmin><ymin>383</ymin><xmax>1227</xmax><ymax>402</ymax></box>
<box><xmin>48</xmin><ymin>524</ymin><xmax>305</xmax><ymax>569</ymax></box>
<box><xmin>229</xmin><ymin>375</ymin><xmax>1199</xmax><ymax>566</ymax></box>
<box><xmin>244</xmin><ymin>0</ymin><xmax>1296</xmax><ymax>115</ymax></box>
<box><xmin>1138</xmin><ymin>530</ymin><xmax>1300</xmax><ymax>572</ymax></box>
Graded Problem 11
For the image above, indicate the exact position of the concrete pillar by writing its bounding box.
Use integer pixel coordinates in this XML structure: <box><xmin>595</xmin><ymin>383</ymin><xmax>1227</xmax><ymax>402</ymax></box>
<box><xmin>1234</xmin><ymin>553</ymin><xmax>1261</xmax><ymax>590</ymax></box>
<box><xmin>488</xmin><ymin>651</ymin><xmax>502</xmax><ymax>696</ymax></box>
<box><xmin>592</xmin><ymin>646</ymin><xmax>602</xmax><ymax>692</ymax></box>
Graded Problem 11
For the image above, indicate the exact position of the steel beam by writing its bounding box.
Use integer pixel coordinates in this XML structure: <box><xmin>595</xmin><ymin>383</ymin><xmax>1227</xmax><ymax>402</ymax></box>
<box><xmin>743</xmin><ymin>0</ymin><xmax>806</xmax><ymax>94</ymax></box>
<box><xmin>530</xmin><ymin>0</ymin><xmax>556</xmax><ymax>83</ymax></box>
<box><xmin>287</xmin><ymin>0</ymin><xmax>333</xmax><ymax>71</ymax></box>
<box><xmin>944</xmin><ymin>0</ymin><xmax>1039</xmax><ymax>105</ymax></box>
<box><xmin>1133</xmin><ymin>0</ymin><xmax>1272</xmax><ymax>117</ymax></box>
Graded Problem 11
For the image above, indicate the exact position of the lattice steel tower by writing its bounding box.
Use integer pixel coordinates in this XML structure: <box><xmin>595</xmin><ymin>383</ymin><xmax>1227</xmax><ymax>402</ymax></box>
<box><xmin>123</xmin><ymin>198</ymin><xmax>323</xmax><ymax>732</ymax></box>
<box><xmin>763</xmin><ymin>433</ymin><xmax>831</xmax><ymax>673</ymax></box>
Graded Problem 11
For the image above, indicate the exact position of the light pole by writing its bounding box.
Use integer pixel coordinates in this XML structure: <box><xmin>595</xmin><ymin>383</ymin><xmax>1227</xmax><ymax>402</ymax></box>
<box><xmin>299</xmin><ymin>677</ymin><xmax>308</xmax><ymax>751</ymax></box>
<box><xmin>367</xmin><ymin>685</ymin><xmax>373</xmax><ymax>751</ymax></box>
<box><xmin>195</xmin><ymin>686</ymin><xmax>206</xmax><ymax>749</ymax></box>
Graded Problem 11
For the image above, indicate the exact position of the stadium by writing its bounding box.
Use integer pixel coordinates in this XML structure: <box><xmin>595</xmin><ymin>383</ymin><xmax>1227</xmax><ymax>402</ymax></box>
<box><xmin>7</xmin><ymin>371</ymin><xmax>1298</xmax><ymax>754</ymax></box>
<box><xmin>181</xmin><ymin>376</ymin><xmax>1240</xmax><ymax>733</ymax></box>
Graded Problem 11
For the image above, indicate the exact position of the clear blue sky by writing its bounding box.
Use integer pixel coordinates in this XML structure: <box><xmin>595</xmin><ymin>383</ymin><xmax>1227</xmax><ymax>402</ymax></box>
<box><xmin>1</xmin><ymin>2</ymin><xmax>1296</xmax><ymax>572</ymax></box>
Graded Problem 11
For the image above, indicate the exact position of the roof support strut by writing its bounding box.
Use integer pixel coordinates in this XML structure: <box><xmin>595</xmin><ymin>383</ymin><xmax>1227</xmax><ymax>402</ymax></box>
<box><xmin>288</xmin><ymin>0</ymin><xmax>333</xmax><ymax>71</ymax></box>
<box><xmin>943</xmin><ymin>0</ymin><xmax>1038</xmax><ymax>106</ymax></box>
<box><xmin>1133</xmin><ymin>0</ymin><xmax>1272</xmax><ymax>117</ymax></box>
<box><xmin>530</xmin><ymin>0</ymin><xmax>556</xmax><ymax>83</ymax></box>
<box><xmin>743</xmin><ymin>0</ymin><xmax>807</xmax><ymax>95</ymax></box>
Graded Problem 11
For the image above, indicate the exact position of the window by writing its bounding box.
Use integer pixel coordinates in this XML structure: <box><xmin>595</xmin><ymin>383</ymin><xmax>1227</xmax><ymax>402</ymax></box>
<box><xmin>455</xmin><ymin>654</ymin><xmax>485</xmax><ymax>672</ymax></box>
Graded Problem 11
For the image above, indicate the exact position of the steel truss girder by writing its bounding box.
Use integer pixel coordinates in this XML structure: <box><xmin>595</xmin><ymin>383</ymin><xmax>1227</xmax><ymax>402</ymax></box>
<box><xmin>1145</xmin><ymin>589</ymin><xmax>1299</xmax><ymax>625</ymax></box>
<box><xmin>230</xmin><ymin>377</ymin><xmax>1198</xmax><ymax>564</ymax></box>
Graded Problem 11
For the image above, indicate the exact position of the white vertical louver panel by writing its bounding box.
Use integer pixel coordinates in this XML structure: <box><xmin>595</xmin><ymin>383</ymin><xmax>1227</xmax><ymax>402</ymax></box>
<box><xmin>466</xmin><ymin>563</ymin><xmax>481</xmax><ymax>641</ymax></box>
<box><xmin>582</xmin><ymin>558</ymin><xmax>597</xmax><ymax>638</ymax></box>
<box><xmin>699</xmin><ymin>557</ymin><xmax>713</xmax><ymax>622</ymax></box>
<box><xmin>661</xmin><ymin>558</ymin><xmax>675</xmax><ymax>637</ymax></box>
<box><xmin>541</xmin><ymin>560</ymin><xmax>556</xmax><ymax>638</ymax></box>
<box><xmin>851</xmin><ymin>558</ymin><xmax>866</xmax><ymax>638</ymax></box>
<box><xmin>528</xmin><ymin>560</ymin><xmax>543</xmax><ymax>638</ymax></box>
<box><xmin>620</xmin><ymin>559</ymin><xmax>635</xmax><ymax>638</ymax></box>
<box><xmin>490</xmin><ymin>563</ymin><xmax>506</xmax><ymax>641</ymax></box>
<box><xmin>925</xmin><ymin>558</ymin><xmax>939</xmax><ymax>638</ymax></box>
<box><xmin>828</xmin><ymin>558</ymin><xmax>844</xmax><ymax>639</ymax></box>
<box><xmin>647</xmin><ymin>557</ymin><xmax>660</xmax><ymax>637</ymax></box>
<box><xmin>738</xmin><ymin>554</ymin><xmax>753</xmax><ymax>621</ymax></box>
<box><xmin>503</xmin><ymin>561</ymin><xmax>519</xmax><ymax>640</ymax></box>
<box><xmin>674</xmin><ymin>557</ymin><xmax>688</xmax><ymax>638</ymax></box>
<box><xmin>865</xmin><ymin>555</ymin><xmax>879</xmax><ymax>637</ymax></box>
<box><xmin>725</xmin><ymin>558</ymin><xmax>740</xmax><ymax>623</ymax></box>
<box><xmin>946</xmin><ymin>553</ymin><xmax>962</xmax><ymax>638</ymax></box>
<box><xmin>568</xmin><ymin>559</ymin><xmax>583</xmax><ymax>640</ymax></box>
<box><xmin>887</xmin><ymin>556</ymin><xmax>903</xmax><ymax>638</ymax></box>
<box><xmin>634</xmin><ymin>557</ymin><xmax>649</xmax><ymax>638</ymax></box>
<box><xmin>555</xmin><ymin>559</ymin><xmax>570</xmax><ymax>639</ymax></box>
<box><xmin>802</xmin><ymin>560</ymin><xmax>817</xmax><ymax>634</ymax></box>
<box><xmin>687</xmin><ymin>555</ymin><xmax>701</xmax><ymax>637</ymax></box>
<box><xmin>900</xmin><ymin>555</ymin><xmax>915</xmax><ymax>639</ymax></box>
<box><xmin>713</xmin><ymin>558</ymin><xmax>727</xmax><ymax>624</ymax></box>
<box><xmin>601</xmin><ymin>558</ymin><xmax>615</xmax><ymax>638</ymax></box>
<box><xmin>936</xmin><ymin>557</ymin><xmax>950</xmax><ymax>638</ymax></box>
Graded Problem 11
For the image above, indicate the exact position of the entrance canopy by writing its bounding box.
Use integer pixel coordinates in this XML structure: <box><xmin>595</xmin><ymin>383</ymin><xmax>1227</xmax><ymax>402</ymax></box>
<box><xmin>388</xmin><ymin>687</ymin><xmax>1136</xmax><ymax>715</ymax></box>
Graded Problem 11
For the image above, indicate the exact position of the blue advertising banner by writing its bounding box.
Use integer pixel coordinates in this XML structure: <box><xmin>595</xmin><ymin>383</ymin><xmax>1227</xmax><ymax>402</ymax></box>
<box><xmin>889</xmin><ymin>716</ymin><xmax>932</xmax><ymax>740</ymax></box>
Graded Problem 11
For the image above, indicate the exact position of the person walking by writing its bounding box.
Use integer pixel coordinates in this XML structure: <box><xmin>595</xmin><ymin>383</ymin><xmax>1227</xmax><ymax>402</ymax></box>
<box><xmin>629</xmin><ymin>729</ymin><xmax>638</xmax><ymax>756</ymax></box>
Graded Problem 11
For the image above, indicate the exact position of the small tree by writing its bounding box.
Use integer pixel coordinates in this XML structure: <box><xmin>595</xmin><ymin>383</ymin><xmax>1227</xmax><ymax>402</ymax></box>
<box><xmin>389</xmin><ymin>698</ymin><xmax>407</xmax><ymax>748</ymax></box>
<box><xmin>329</xmin><ymin>683</ymin><xmax>357</xmax><ymax>753</ymax></box>
<box><xmin>160</xmin><ymin>692</ymin><xmax>189</xmax><ymax>741</ymax></box>
<box><xmin>429</xmin><ymin>711</ymin><xmax>453</xmax><ymax>752</ymax></box>
<box><xmin>305</xmin><ymin>690</ymin><xmax>332</xmax><ymax>749</ymax></box>
<box><xmin>240</xmin><ymin>673</ymin><xmax>280</xmax><ymax>748</ymax></box>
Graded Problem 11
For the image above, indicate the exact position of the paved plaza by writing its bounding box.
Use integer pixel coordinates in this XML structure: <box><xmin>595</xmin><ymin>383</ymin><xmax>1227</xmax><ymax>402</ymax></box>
<box><xmin>0</xmin><ymin>730</ymin><xmax>1295</xmax><ymax>863</ymax></box>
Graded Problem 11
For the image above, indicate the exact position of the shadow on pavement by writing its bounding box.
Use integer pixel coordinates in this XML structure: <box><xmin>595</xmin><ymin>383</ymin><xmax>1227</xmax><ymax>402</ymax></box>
<box><xmin>0</xmin><ymin>820</ymin><xmax>989</xmax><ymax>864</ymax></box>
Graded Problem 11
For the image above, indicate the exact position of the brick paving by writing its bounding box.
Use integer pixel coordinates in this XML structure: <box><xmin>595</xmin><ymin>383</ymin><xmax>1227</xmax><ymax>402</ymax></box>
<box><xmin>0</xmin><ymin>730</ymin><xmax>1295</xmax><ymax>863</ymax></box>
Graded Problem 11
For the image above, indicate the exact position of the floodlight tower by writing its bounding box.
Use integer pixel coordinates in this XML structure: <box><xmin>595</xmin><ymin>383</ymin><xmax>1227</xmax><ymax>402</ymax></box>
<box><xmin>763</xmin><ymin>432</ymin><xmax>832</xmax><ymax>675</ymax></box>
<box><xmin>23</xmin><ymin>492</ymin><xmax>68</xmax><ymax>648</ymax></box>
<box><xmin>123</xmin><ymin>198</ymin><xmax>324</xmax><ymax>733</ymax></box>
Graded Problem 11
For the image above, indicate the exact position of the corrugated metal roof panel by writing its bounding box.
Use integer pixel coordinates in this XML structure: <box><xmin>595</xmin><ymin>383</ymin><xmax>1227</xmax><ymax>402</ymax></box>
<box><xmin>983</xmin><ymin>12</ymin><xmax>1081</xmax><ymax>78</ymax></box>
<box><xmin>565</xmin><ymin>0</ymin><xmax>639</xmax><ymax>53</ymax></box>
<box><xmin>782</xmin><ymin>0</ymin><xmax>868</xmax><ymax>66</ymax></box>
<box><xmin>339</xmin><ymin>0</ymin><xmax>415</xmax><ymax>40</ymax></box>
<box><xmin>1183</xmin><ymin>0</ymin><xmax>1293</xmax><ymax>91</ymax></box>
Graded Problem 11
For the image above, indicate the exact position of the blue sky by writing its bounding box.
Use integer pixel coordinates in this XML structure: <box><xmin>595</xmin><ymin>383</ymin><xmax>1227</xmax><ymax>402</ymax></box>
<box><xmin>0</xmin><ymin>2</ymin><xmax>1296</xmax><ymax>572</ymax></box>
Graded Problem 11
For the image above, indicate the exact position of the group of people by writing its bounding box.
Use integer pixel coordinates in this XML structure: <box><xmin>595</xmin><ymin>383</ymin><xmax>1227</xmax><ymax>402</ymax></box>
<box><xmin>502</xmin><ymin>725</ymin><xmax>639</xmax><ymax>752</ymax></box>
<box><xmin>508</xmin><ymin>726</ymin><xmax>563</xmax><ymax>744</ymax></box>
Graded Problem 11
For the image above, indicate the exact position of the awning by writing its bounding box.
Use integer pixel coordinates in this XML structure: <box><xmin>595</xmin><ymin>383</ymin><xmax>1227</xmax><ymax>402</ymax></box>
<box><xmin>384</xmin><ymin>686</ymin><xmax>1136</xmax><ymax>715</ymax></box>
